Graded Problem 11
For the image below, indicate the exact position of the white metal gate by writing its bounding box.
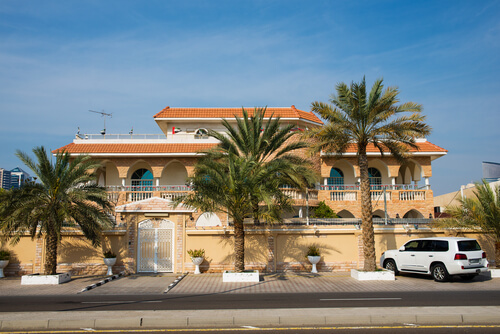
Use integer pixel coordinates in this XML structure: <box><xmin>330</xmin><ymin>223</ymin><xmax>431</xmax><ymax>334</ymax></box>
<box><xmin>138</xmin><ymin>219</ymin><xmax>174</xmax><ymax>273</ymax></box>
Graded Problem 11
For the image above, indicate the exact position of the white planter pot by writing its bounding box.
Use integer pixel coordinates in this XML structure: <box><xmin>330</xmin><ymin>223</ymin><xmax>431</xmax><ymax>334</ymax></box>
<box><xmin>0</xmin><ymin>260</ymin><xmax>9</xmax><ymax>278</ymax></box>
<box><xmin>191</xmin><ymin>257</ymin><xmax>204</xmax><ymax>274</ymax></box>
<box><xmin>223</xmin><ymin>270</ymin><xmax>260</xmax><ymax>282</ymax></box>
<box><xmin>103</xmin><ymin>257</ymin><xmax>117</xmax><ymax>276</ymax></box>
<box><xmin>307</xmin><ymin>256</ymin><xmax>321</xmax><ymax>273</ymax></box>
<box><xmin>351</xmin><ymin>269</ymin><xmax>395</xmax><ymax>281</ymax></box>
<box><xmin>21</xmin><ymin>272</ymin><xmax>71</xmax><ymax>285</ymax></box>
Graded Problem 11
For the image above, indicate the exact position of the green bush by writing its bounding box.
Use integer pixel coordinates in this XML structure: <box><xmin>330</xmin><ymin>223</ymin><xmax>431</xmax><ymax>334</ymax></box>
<box><xmin>311</xmin><ymin>201</ymin><xmax>338</xmax><ymax>218</ymax></box>
<box><xmin>187</xmin><ymin>249</ymin><xmax>205</xmax><ymax>258</ymax></box>
<box><xmin>306</xmin><ymin>245</ymin><xmax>320</xmax><ymax>257</ymax></box>
<box><xmin>103</xmin><ymin>250</ymin><xmax>116</xmax><ymax>258</ymax></box>
<box><xmin>0</xmin><ymin>250</ymin><xmax>10</xmax><ymax>261</ymax></box>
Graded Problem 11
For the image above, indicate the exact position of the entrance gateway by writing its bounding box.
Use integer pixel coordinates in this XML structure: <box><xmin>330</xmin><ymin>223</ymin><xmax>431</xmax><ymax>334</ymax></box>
<box><xmin>137</xmin><ymin>219</ymin><xmax>175</xmax><ymax>273</ymax></box>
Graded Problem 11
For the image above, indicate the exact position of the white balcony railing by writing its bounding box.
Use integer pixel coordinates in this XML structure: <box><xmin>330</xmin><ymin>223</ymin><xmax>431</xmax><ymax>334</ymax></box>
<box><xmin>399</xmin><ymin>191</ymin><xmax>426</xmax><ymax>201</ymax></box>
<box><xmin>321</xmin><ymin>184</ymin><xmax>426</xmax><ymax>191</ymax></box>
<box><xmin>330</xmin><ymin>191</ymin><xmax>357</xmax><ymax>201</ymax></box>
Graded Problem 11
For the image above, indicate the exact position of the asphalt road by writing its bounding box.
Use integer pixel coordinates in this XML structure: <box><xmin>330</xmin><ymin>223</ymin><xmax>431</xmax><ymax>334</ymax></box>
<box><xmin>2</xmin><ymin>290</ymin><xmax>500</xmax><ymax>312</ymax></box>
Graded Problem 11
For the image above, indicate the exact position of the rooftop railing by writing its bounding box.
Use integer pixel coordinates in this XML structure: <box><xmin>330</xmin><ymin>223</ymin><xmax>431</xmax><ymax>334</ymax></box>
<box><xmin>75</xmin><ymin>133</ymin><xmax>219</xmax><ymax>143</ymax></box>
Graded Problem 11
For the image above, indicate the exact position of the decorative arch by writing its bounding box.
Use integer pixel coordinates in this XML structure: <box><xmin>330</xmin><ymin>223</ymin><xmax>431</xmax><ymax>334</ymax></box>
<box><xmin>368</xmin><ymin>159</ymin><xmax>389</xmax><ymax>182</ymax></box>
<box><xmin>160</xmin><ymin>161</ymin><xmax>188</xmax><ymax>186</ymax></box>
<box><xmin>196</xmin><ymin>212</ymin><xmax>222</xmax><ymax>227</ymax></box>
<box><xmin>396</xmin><ymin>159</ymin><xmax>423</xmax><ymax>185</ymax></box>
<box><xmin>127</xmin><ymin>161</ymin><xmax>153</xmax><ymax>179</ymax></box>
<box><xmin>372</xmin><ymin>209</ymin><xmax>386</xmax><ymax>218</ymax></box>
<box><xmin>101</xmin><ymin>161</ymin><xmax>120</xmax><ymax>187</ymax></box>
<box><xmin>337</xmin><ymin>209</ymin><xmax>355</xmax><ymax>218</ymax></box>
<box><xmin>326</xmin><ymin>159</ymin><xmax>356</xmax><ymax>187</ymax></box>
<box><xmin>403</xmin><ymin>209</ymin><xmax>424</xmax><ymax>218</ymax></box>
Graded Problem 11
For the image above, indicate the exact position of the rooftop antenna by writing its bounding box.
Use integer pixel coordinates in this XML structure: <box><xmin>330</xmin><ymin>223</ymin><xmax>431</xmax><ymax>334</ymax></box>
<box><xmin>89</xmin><ymin>110</ymin><xmax>112</xmax><ymax>135</ymax></box>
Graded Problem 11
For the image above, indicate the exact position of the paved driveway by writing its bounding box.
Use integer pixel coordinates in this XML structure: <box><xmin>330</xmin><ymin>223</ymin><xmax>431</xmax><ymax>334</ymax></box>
<box><xmin>0</xmin><ymin>272</ymin><xmax>499</xmax><ymax>296</ymax></box>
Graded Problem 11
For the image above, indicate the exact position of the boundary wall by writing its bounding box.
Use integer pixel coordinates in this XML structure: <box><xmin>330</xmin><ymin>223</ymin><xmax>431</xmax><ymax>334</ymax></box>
<box><xmin>1</xmin><ymin>220</ymin><xmax>495</xmax><ymax>276</ymax></box>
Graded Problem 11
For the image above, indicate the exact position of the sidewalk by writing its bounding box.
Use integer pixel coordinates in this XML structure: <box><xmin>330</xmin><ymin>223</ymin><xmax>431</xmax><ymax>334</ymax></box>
<box><xmin>1</xmin><ymin>272</ymin><xmax>500</xmax><ymax>330</ymax></box>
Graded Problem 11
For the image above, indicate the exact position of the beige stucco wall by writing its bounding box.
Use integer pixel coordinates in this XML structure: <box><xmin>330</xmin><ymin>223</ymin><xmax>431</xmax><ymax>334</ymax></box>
<box><xmin>3</xmin><ymin>222</ymin><xmax>495</xmax><ymax>276</ymax></box>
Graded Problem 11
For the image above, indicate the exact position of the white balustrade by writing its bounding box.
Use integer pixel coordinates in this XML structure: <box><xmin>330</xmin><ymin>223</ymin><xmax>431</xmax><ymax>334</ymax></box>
<box><xmin>330</xmin><ymin>191</ymin><xmax>357</xmax><ymax>201</ymax></box>
<box><xmin>399</xmin><ymin>191</ymin><xmax>426</xmax><ymax>201</ymax></box>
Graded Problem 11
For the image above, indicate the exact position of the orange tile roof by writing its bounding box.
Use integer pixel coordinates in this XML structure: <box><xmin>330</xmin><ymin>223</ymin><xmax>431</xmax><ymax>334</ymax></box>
<box><xmin>153</xmin><ymin>106</ymin><xmax>323</xmax><ymax>125</ymax></box>
<box><xmin>53</xmin><ymin>143</ymin><xmax>216</xmax><ymax>154</ymax></box>
<box><xmin>343</xmin><ymin>141</ymin><xmax>447</xmax><ymax>153</ymax></box>
<box><xmin>53</xmin><ymin>140</ymin><xmax>446</xmax><ymax>155</ymax></box>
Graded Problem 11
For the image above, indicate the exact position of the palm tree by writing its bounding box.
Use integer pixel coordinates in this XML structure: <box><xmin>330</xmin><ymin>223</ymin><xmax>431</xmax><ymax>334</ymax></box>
<box><xmin>0</xmin><ymin>147</ymin><xmax>113</xmax><ymax>275</ymax></box>
<box><xmin>181</xmin><ymin>108</ymin><xmax>317</xmax><ymax>272</ymax></box>
<box><xmin>207</xmin><ymin>107</ymin><xmax>317</xmax><ymax>224</ymax></box>
<box><xmin>444</xmin><ymin>180</ymin><xmax>500</xmax><ymax>264</ymax></box>
<box><xmin>306</xmin><ymin>78</ymin><xmax>431</xmax><ymax>271</ymax></box>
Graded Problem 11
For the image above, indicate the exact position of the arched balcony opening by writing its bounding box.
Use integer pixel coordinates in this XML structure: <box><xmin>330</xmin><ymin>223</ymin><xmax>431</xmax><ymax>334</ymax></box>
<box><xmin>127</xmin><ymin>168</ymin><xmax>154</xmax><ymax>202</ymax></box>
<box><xmin>403</xmin><ymin>209</ymin><xmax>424</xmax><ymax>218</ymax></box>
<box><xmin>337</xmin><ymin>209</ymin><xmax>355</xmax><ymax>218</ymax></box>
<box><xmin>372</xmin><ymin>209</ymin><xmax>386</xmax><ymax>218</ymax></box>
<box><xmin>131</xmin><ymin>168</ymin><xmax>154</xmax><ymax>191</ymax></box>
<box><xmin>160</xmin><ymin>161</ymin><xmax>190</xmax><ymax>200</ymax></box>
<box><xmin>396</xmin><ymin>160</ymin><xmax>423</xmax><ymax>190</ymax></box>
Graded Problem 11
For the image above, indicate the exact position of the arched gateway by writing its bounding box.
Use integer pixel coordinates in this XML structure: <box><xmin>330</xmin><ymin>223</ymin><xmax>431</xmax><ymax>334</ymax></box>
<box><xmin>137</xmin><ymin>219</ymin><xmax>175</xmax><ymax>273</ymax></box>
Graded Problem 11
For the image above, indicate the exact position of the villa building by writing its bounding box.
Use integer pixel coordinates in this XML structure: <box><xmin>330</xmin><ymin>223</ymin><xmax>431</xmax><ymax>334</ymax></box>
<box><xmin>3</xmin><ymin>106</ymin><xmax>468</xmax><ymax>277</ymax></box>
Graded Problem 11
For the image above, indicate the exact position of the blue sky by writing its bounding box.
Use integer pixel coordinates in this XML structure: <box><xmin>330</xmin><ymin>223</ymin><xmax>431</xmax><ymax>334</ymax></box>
<box><xmin>0</xmin><ymin>0</ymin><xmax>499</xmax><ymax>195</ymax></box>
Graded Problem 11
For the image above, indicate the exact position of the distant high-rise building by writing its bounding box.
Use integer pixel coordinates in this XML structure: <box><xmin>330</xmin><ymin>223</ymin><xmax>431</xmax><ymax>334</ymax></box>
<box><xmin>9</xmin><ymin>167</ymin><xmax>31</xmax><ymax>189</ymax></box>
<box><xmin>0</xmin><ymin>168</ymin><xmax>12</xmax><ymax>190</ymax></box>
<box><xmin>483</xmin><ymin>161</ymin><xmax>500</xmax><ymax>183</ymax></box>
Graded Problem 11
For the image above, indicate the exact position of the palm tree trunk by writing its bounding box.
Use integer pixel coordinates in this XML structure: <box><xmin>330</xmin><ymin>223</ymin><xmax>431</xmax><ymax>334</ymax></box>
<box><xmin>44</xmin><ymin>227</ymin><xmax>58</xmax><ymax>275</ymax></box>
<box><xmin>495</xmin><ymin>241</ymin><xmax>500</xmax><ymax>268</ymax></box>
<box><xmin>233</xmin><ymin>219</ymin><xmax>245</xmax><ymax>272</ymax></box>
<box><xmin>252</xmin><ymin>197</ymin><xmax>260</xmax><ymax>225</ymax></box>
<box><xmin>358</xmin><ymin>148</ymin><xmax>376</xmax><ymax>271</ymax></box>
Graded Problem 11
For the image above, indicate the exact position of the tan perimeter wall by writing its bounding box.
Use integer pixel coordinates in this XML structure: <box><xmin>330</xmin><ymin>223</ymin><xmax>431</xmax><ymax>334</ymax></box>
<box><xmin>1</xmin><ymin>226</ymin><xmax>496</xmax><ymax>276</ymax></box>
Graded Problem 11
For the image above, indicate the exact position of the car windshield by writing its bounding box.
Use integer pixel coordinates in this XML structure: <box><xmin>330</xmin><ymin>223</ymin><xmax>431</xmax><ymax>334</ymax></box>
<box><xmin>458</xmin><ymin>240</ymin><xmax>481</xmax><ymax>251</ymax></box>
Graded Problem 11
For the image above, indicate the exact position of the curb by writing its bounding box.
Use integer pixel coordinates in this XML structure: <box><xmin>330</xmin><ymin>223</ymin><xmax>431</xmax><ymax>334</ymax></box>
<box><xmin>164</xmin><ymin>273</ymin><xmax>188</xmax><ymax>293</ymax></box>
<box><xmin>2</xmin><ymin>313</ymin><xmax>500</xmax><ymax>331</ymax></box>
<box><xmin>78</xmin><ymin>271</ymin><xmax>128</xmax><ymax>293</ymax></box>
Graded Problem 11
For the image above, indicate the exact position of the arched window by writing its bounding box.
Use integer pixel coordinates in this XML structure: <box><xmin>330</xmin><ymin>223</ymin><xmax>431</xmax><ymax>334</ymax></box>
<box><xmin>195</xmin><ymin>128</ymin><xmax>209</xmax><ymax>139</ymax></box>
<box><xmin>368</xmin><ymin>167</ymin><xmax>382</xmax><ymax>189</ymax></box>
<box><xmin>328</xmin><ymin>168</ymin><xmax>344</xmax><ymax>189</ymax></box>
<box><xmin>131</xmin><ymin>168</ymin><xmax>153</xmax><ymax>191</ymax></box>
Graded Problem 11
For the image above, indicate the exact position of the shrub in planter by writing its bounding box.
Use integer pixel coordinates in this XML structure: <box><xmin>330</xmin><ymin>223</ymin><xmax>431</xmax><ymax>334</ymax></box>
<box><xmin>103</xmin><ymin>250</ymin><xmax>116</xmax><ymax>258</ymax></box>
<box><xmin>187</xmin><ymin>249</ymin><xmax>205</xmax><ymax>258</ymax></box>
<box><xmin>188</xmin><ymin>249</ymin><xmax>205</xmax><ymax>274</ymax></box>
<box><xmin>0</xmin><ymin>250</ymin><xmax>10</xmax><ymax>261</ymax></box>
<box><xmin>305</xmin><ymin>246</ymin><xmax>321</xmax><ymax>273</ymax></box>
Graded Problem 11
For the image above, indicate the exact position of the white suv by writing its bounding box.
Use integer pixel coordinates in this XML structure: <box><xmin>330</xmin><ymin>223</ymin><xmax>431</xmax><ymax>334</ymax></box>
<box><xmin>380</xmin><ymin>237</ymin><xmax>489</xmax><ymax>282</ymax></box>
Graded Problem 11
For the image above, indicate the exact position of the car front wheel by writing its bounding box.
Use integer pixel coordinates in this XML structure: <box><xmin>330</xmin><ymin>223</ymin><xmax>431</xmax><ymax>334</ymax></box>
<box><xmin>383</xmin><ymin>259</ymin><xmax>399</xmax><ymax>275</ymax></box>
<box><xmin>431</xmin><ymin>263</ymin><xmax>449</xmax><ymax>282</ymax></box>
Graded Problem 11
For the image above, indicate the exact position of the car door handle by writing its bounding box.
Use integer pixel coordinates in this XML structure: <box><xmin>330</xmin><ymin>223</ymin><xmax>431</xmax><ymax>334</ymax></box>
<box><xmin>411</xmin><ymin>254</ymin><xmax>415</xmax><ymax>257</ymax></box>
<box><xmin>429</xmin><ymin>255</ymin><xmax>434</xmax><ymax>257</ymax></box>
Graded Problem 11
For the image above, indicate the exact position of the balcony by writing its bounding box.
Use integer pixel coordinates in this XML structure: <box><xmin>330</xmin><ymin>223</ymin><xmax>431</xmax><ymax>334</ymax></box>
<box><xmin>321</xmin><ymin>184</ymin><xmax>429</xmax><ymax>202</ymax></box>
<box><xmin>106</xmin><ymin>185</ymin><xmax>319</xmax><ymax>207</ymax></box>
<box><xmin>106</xmin><ymin>185</ymin><xmax>192</xmax><ymax>205</ymax></box>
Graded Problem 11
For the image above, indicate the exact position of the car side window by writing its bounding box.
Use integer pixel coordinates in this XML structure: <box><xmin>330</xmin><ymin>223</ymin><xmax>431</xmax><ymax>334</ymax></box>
<box><xmin>419</xmin><ymin>240</ymin><xmax>434</xmax><ymax>251</ymax></box>
<box><xmin>404</xmin><ymin>240</ymin><xmax>419</xmax><ymax>251</ymax></box>
<box><xmin>432</xmin><ymin>240</ymin><xmax>449</xmax><ymax>252</ymax></box>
